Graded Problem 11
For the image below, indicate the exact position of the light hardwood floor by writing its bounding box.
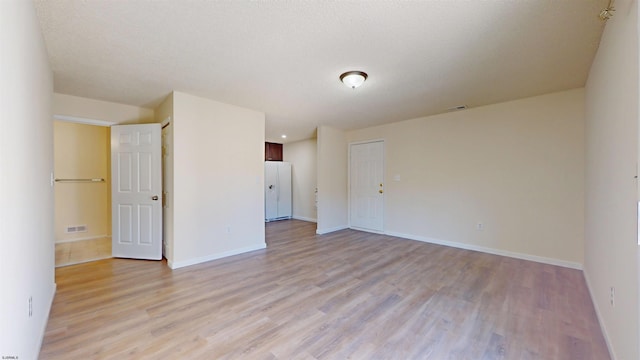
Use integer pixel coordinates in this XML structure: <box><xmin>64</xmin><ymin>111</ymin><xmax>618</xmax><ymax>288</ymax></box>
<box><xmin>40</xmin><ymin>220</ymin><xmax>610</xmax><ymax>359</ymax></box>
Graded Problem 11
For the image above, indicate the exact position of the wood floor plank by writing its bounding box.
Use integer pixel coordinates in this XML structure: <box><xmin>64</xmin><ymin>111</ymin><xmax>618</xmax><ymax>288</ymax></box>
<box><xmin>40</xmin><ymin>220</ymin><xmax>610</xmax><ymax>359</ymax></box>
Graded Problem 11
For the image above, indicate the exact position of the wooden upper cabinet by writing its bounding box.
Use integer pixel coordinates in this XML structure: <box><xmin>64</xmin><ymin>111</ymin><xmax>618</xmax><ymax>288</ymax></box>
<box><xmin>265</xmin><ymin>142</ymin><xmax>283</xmax><ymax>161</ymax></box>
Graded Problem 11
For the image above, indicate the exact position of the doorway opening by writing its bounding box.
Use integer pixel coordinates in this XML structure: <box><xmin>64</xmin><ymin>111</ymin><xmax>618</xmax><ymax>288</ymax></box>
<box><xmin>53</xmin><ymin>119</ymin><xmax>112</xmax><ymax>267</ymax></box>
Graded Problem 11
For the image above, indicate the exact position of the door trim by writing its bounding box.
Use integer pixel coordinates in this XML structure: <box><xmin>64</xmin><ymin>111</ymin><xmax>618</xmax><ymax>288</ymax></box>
<box><xmin>53</xmin><ymin>114</ymin><xmax>116</xmax><ymax>127</ymax></box>
<box><xmin>348</xmin><ymin>139</ymin><xmax>385</xmax><ymax>233</ymax></box>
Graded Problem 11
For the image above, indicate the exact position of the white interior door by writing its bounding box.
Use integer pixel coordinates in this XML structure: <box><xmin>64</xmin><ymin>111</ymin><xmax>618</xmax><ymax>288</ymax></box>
<box><xmin>350</xmin><ymin>141</ymin><xmax>384</xmax><ymax>232</ymax></box>
<box><xmin>111</xmin><ymin>124</ymin><xmax>162</xmax><ymax>260</ymax></box>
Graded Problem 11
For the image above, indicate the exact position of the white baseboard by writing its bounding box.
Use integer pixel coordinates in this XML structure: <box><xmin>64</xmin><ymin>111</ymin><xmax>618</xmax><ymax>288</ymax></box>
<box><xmin>168</xmin><ymin>243</ymin><xmax>267</xmax><ymax>270</ymax></box>
<box><xmin>36</xmin><ymin>283</ymin><xmax>56</xmax><ymax>356</ymax></box>
<box><xmin>55</xmin><ymin>235</ymin><xmax>111</xmax><ymax>244</ymax></box>
<box><xmin>316</xmin><ymin>225</ymin><xmax>348</xmax><ymax>235</ymax></box>
<box><xmin>265</xmin><ymin>216</ymin><xmax>292</xmax><ymax>222</ymax></box>
<box><xmin>350</xmin><ymin>226</ymin><xmax>384</xmax><ymax>235</ymax></box>
<box><xmin>582</xmin><ymin>268</ymin><xmax>616</xmax><ymax>360</ymax></box>
<box><xmin>292</xmin><ymin>215</ymin><xmax>317</xmax><ymax>223</ymax></box>
<box><xmin>384</xmin><ymin>230</ymin><xmax>583</xmax><ymax>270</ymax></box>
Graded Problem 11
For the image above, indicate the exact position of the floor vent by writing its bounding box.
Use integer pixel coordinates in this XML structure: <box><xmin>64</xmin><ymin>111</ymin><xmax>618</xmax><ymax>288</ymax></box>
<box><xmin>66</xmin><ymin>225</ymin><xmax>88</xmax><ymax>233</ymax></box>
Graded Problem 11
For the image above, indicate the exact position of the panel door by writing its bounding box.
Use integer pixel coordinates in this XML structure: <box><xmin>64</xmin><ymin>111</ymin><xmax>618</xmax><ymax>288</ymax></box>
<box><xmin>111</xmin><ymin>124</ymin><xmax>162</xmax><ymax>260</ymax></box>
<box><xmin>350</xmin><ymin>141</ymin><xmax>384</xmax><ymax>232</ymax></box>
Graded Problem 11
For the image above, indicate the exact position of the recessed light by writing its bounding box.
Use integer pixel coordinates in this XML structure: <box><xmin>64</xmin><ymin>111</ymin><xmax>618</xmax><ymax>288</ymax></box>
<box><xmin>281</xmin><ymin>134</ymin><xmax>287</xmax><ymax>139</ymax></box>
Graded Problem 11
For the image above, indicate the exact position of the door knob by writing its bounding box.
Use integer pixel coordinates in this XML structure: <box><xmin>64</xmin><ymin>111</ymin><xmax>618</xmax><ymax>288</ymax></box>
<box><xmin>379</xmin><ymin>190</ymin><xmax>384</xmax><ymax>194</ymax></box>
<box><xmin>152</xmin><ymin>195</ymin><xmax>159</xmax><ymax>201</ymax></box>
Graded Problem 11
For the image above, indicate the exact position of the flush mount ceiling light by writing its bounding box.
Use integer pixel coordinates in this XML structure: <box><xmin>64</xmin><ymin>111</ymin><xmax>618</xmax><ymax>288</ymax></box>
<box><xmin>340</xmin><ymin>71</ymin><xmax>368</xmax><ymax>89</ymax></box>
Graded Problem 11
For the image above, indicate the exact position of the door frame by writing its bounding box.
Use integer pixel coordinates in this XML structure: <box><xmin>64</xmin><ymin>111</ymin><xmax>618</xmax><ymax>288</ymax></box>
<box><xmin>348</xmin><ymin>139</ymin><xmax>385</xmax><ymax>233</ymax></box>
<box><xmin>52</xmin><ymin>114</ymin><xmax>115</xmax><ymax>266</ymax></box>
<box><xmin>161</xmin><ymin>116</ymin><xmax>171</xmax><ymax>260</ymax></box>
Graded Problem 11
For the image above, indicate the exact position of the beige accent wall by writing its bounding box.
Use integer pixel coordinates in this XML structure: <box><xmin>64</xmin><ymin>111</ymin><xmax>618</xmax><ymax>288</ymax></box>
<box><xmin>347</xmin><ymin>89</ymin><xmax>585</xmax><ymax>267</ymax></box>
<box><xmin>584</xmin><ymin>0</ymin><xmax>639</xmax><ymax>358</ymax></box>
<box><xmin>284</xmin><ymin>138</ymin><xmax>317</xmax><ymax>222</ymax></box>
<box><xmin>53</xmin><ymin>93</ymin><xmax>154</xmax><ymax>124</ymax></box>
<box><xmin>53</xmin><ymin>121</ymin><xmax>110</xmax><ymax>242</ymax></box>
<box><xmin>169</xmin><ymin>91</ymin><xmax>266</xmax><ymax>268</ymax></box>
<box><xmin>316</xmin><ymin>126</ymin><xmax>348</xmax><ymax>234</ymax></box>
<box><xmin>0</xmin><ymin>1</ymin><xmax>56</xmax><ymax>357</ymax></box>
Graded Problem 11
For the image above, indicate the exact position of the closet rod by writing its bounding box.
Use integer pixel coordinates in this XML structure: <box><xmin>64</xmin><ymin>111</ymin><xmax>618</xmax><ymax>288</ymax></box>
<box><xmin>54</xmin><ymin>178</ymin><xmax>105</xmax><ymax>183</ymax></box>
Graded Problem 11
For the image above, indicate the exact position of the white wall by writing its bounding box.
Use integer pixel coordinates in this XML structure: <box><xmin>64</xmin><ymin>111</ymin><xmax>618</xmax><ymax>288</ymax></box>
<box><xmin>170</xmin><ymin>91</ymin><xmax>266</xmax><ymax>268</ymax></box>
<box><xmin>316</xmin><ymin>126</ymin><xmax>348</xmax><ymax>234</ymax></box>
<box><xmin>283</xmin><ymin>138</ymin><xmax>317</xmax><ymax>222</ymax></box>
<box><xmin>53</xmin><ymin>93</ymin><xmax>154</xmax><ymax>124</ymax></box>
<box><xmin>347</xmin><ymin>89</ymin><xmax>586</xmax><ymax>268</ymax></box>
<box><xmin>584</xmin><ymin>0</ymin><xmax>639</xmax><ymax>358</ymax></box>
<box><xmin>0</xmin><ymin>1</ymin><xmax>56</xmax><ymax>358</ymax></box>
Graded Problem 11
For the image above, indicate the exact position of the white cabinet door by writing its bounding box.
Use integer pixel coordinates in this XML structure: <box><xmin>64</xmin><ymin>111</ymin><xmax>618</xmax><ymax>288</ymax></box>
<box><xmin>111</xmin><ymin>124</ymin><xmax>162</xmax><ymax>260</ymax></box>
<box><xmin>277</xmin><ymin>162</ymin><xmax>292</xmax><ymax>218</ymax></box>
<box><xmin>265</xmin><ymin>161</ymin><xmax>279</xmax><ymax>220</ymax></box>
<box><xmin>350</xmin><ymin>141</ymin><xmax>384</xmax><ymax>232</ymax></box>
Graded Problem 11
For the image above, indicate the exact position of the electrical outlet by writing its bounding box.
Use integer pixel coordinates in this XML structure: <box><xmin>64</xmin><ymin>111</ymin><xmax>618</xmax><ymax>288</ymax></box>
<box><xmin>610</xmin><ymin>287</ymin><xmax>615</xmax><ymax>307</ymax></box>
<box><xmin>476</xmin><ymin>222</ymin><xmax>484</xmax><ymax>231</ymax></box>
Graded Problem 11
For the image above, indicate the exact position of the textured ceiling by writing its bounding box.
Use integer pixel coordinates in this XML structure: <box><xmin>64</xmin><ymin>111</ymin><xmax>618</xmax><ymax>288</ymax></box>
<box><xmin>35</xmin><ymin>0</ymin><xmax>607</xmax><ymax>143</ymax></box>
